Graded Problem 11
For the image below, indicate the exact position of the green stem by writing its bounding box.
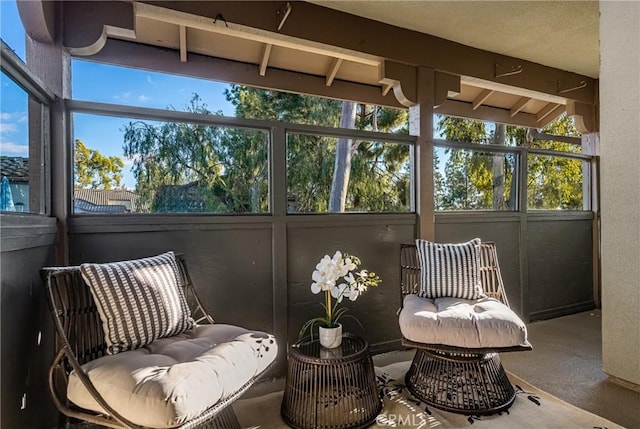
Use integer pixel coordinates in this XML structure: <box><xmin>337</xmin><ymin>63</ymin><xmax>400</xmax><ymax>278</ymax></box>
<box><xmin>326</xmin><ymin>290</ymin><xmax>332</xmax><ymax>324</ymax></box>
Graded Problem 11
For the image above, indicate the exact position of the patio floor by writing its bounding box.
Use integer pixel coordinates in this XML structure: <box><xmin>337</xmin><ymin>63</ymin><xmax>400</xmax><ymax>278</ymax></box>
<box><xmin>69</xmin><ymin>310</ymin><xmax>639</xmax><ymax>429</ymax></box>
<box><xmin>252</xmin><ymin>310</ymin><xmax>639</xmax><ymax>428</ymax></box>
<box><xmin>371</xmin><ymin>310</ymin><xmax>639</xmax><ymax>429</ymax></box>
<box><xmin>500</xmin><ymin>310</ymin><xmax>639</xmax><ymax>429</ymax></box>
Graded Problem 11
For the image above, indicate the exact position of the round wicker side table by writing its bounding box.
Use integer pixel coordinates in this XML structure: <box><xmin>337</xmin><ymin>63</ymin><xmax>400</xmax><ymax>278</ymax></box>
<box><xmin>281</xmin><ymin>334</ymin><xmax>382</xmax><ymax>429</ymax></box>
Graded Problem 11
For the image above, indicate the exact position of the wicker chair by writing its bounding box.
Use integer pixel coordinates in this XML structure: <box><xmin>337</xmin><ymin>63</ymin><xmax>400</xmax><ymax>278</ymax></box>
<box><xmin>399</xmin><ymin>242</ymin><xmax>532</xmax><ymax>415</ymax></box>
<box><xmin>41</xmin><ymin>254</ymin><xmax>272</xmax><ymax>429</ymax></box>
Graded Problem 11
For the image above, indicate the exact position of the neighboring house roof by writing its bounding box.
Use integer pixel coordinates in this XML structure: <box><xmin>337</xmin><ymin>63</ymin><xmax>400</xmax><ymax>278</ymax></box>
<box><xmin>73</xmin><ymin>198</ymin><xmax>128</xmax><ymax>214</ymax></box>
<box><xmin>74</xmin><ymin>188</ymin><xmax>141</xmax><ymax>212</ymax></box>
<box><xmin>0</xmin><ymin>156</ymin><xmax>29</xmax><ymax>182</ymax></box>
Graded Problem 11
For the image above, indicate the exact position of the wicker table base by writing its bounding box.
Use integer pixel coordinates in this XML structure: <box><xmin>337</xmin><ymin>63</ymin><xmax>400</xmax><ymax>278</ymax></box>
<box><xmin>281</xmin><ymin>334</ymin><xmax>382</xmax><ymax>429</ymax></box>
<box><xmin>405</xmin><ymin>348</ymin><xmax>515</xmax><ymax>415</ymax></box>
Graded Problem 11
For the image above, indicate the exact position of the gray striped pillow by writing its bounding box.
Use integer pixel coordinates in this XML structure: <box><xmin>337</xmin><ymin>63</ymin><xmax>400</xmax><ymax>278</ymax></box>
<box><xmin>80</xmin><ymin>252</ymin><xmax>195</xmax><ymax>354</ymax></box>
<box><xmin>415</xmin><ymin>238</ymin><xmax>485</xmax><ymax>300</ymax></box>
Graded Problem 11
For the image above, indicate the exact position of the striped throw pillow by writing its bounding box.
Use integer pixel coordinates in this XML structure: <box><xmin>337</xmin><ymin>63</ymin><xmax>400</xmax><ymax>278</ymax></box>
<box><xmin>80</xmin><ymin>252</ymin><xmax>195</xmax><ymax>354</ymax></box>
<box><xmin>415</xmin><ymin>238</ymin><xmax>485</xmax><ymax>300</ymax></box>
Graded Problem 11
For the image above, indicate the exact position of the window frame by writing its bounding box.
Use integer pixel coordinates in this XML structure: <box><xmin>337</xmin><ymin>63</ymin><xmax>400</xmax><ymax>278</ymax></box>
<box><xmin>433</xmin><ymin>137</ymin><xmax>594</xmax><ymax>213</ymax></box>
<box><xmin>0</xmin><ymin>39</ymin><xmax>54</xmax><ymax>216</ymax></box>
<box><xmin>66</xmin><ymin>99</ymin><xmax>417</xmax><ymax>216</ymax></box>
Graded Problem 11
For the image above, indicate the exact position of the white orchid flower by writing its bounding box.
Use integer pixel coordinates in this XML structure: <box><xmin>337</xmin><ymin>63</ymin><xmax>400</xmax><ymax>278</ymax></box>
<box><xmin>310</xmin><ymin>282</ymin><xmax>322</xmax><ymax>294</ymax></box>
<box><xmin>331</xmin><ymin>283</ymin><xmax>348</xmax><ymax>302</ymax></box>
<box><xmin>311</xmin><ymin>268</ymin><xmax>335</xmax><ymax>292</ymax></box>
<box><xmin>343</xmin><ymin>272</ymin><xmax>356</xmax><ymax>286</ymax></box>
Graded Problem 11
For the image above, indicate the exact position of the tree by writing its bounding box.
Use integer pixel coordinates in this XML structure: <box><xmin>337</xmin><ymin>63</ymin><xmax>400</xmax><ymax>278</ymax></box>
<box><xmin>122</xmin><ymin>88</ymin><xmax>410</xmax><ymax>214</ymax></box>
<box><xmin>329</xmin><ymin>101</ymin><xmax>357</xmax><ymax>212</ymax></box>
<box><xmin>122</xmin><ymin>94</ymin><xmax>267</xmax><ymax>213</ymax></box>
<box><xmin>224</xmin><ymin>86</ymin><xmax>410</xmax><ymax>213</ymax></box>
<box><xmin>435</xmin><ymin>114</ymin><xmax>582</xmax><ymax>211</ymax></box>
<box><xmin>74</xmin><ymin>139</ymin><xmax>124</xmax><ymax>189</ymax></box>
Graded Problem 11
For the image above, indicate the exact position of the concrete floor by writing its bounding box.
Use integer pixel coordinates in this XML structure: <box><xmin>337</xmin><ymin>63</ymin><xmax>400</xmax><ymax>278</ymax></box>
<box><xmin>500</xmin><ymin>310</ymin><xmax>640</xmax><ymax>429</ymax></box>
<box><xmin>372</xmin><ymin>310</ymin><xmax>640</xmax><ymax>428</ymax></box>
<box><xmin>76</xmin><ymin>310</ymin><xmax>640</xmax><ymax>428</ymax></box>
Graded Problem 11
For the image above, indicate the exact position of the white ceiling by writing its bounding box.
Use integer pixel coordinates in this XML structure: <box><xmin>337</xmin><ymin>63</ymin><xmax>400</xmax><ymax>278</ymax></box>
<box><xmin>311</xmin><ymin>1</ymin><xmax>600</xmax><ymax>78</ymax></box>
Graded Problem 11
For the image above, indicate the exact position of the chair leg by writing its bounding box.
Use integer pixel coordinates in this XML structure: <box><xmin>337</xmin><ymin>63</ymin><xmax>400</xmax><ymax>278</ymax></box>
<box><xmin>198</xmin><ymin>406</ymin><xmax>241</xmax><ymax>429</ymax></box>
<box><xmin>405</xmin><ymin>348</ymin><xmax>515</xmax><ymax>415</ymax></box>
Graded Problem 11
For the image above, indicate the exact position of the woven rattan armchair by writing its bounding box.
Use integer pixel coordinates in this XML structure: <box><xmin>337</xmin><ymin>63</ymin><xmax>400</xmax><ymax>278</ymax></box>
<box><xmin>41</xmin><ymin>254</ymin><xmax>271</xmax><ymax>429</ymax></box>
<box><xmin>399</xmin><ymin>242</ymin><xmax>532</xmax><ymax>415</ymax></box>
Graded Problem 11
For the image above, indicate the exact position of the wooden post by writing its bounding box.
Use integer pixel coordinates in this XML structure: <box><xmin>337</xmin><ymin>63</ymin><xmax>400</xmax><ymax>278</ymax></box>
<box><xmin>408</xmin><ymin>67</ymin><xmax>435</xmax><ymax>240</ymax></box>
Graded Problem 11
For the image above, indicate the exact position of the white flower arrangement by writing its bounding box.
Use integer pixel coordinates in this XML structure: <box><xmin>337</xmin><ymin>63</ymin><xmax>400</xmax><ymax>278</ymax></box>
<box><xmin>299</xmin><ymin>251</ymin><xmax>381</xmax><ymax>338</ymax></box>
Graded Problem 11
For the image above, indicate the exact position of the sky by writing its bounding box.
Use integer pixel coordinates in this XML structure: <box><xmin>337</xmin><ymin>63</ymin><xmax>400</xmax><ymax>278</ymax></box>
<box><xmin>0</xmin><ymin>0</ymin><xmax>235</xmax><ymax>189</ymax></box>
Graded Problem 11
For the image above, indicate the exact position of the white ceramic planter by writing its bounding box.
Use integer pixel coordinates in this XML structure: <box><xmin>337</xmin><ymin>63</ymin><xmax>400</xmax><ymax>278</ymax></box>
<box><xmin>318</xmin><ymin>323</ymin><xmax>342</xmax><ymax>348</ymax></box>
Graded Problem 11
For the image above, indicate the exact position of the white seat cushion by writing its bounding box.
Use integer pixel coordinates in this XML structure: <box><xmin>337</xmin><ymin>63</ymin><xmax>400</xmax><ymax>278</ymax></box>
<box><xmin>67</xmin><ymin>324</ymin><xmax>277</xmax><ymax>428</ymax></box>
<box><xmin>399</xmin><ymin>294</ymin><xmax>528</xmax><ymax>349</ymax></box>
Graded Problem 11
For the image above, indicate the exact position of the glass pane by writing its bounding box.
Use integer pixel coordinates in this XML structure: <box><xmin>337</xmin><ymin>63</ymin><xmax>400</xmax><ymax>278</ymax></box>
<box><xmin>72</xmin><ymin>60</ymin><xmax>235</xmax><ymax>116</ymax></box>
<box><xmin>1</xmin><ymin>71</ymin><xmax>33</xmax><ymax>212</ymax></box>
<box><xmin>225</xmin><ymin>88</ymin><xmax>409</xmax><ymax>131</ymax></box>
<box><xmin>286</xmin><ymin>133</ymin><xmax>411</xmax><ymax>213</ymax></box>
<box><xmin>72</xmin><ymin>113</ymin><xmax>269</xmax><ymax>214</ymax></box>
<box><xmin>434</xmin><ymin>147</ymin><xmax>518</xmax><ymax>211</ymax></box>
<box><xmin>527</xmin><ymin>155</ymin><xmax>585</xmax><ymax>210</ymax></box>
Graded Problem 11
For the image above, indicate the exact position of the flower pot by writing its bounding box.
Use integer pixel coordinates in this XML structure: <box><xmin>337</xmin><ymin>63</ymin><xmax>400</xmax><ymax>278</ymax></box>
<box><xmin>319</xmin><ymin>323</ymin><xmax>342</xmax><ymax>348</ymax></box>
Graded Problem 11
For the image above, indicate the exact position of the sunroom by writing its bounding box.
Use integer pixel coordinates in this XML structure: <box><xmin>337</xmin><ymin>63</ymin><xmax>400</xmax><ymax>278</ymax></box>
<box><xmin>1</xmin><ymin>1</ymin><xmax>638</xmax><ymax>428</ymax></box>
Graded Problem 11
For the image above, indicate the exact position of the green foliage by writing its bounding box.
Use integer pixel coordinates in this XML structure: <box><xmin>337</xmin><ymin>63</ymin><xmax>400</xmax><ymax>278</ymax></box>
<box><xmin>122</xmin><ymin>88</ymin><xmax>410</xmax><ymax>214</ymax></box>
<box><xmin>74</xmin><ymin>139</ymin><xmax>124</xmax><ymax>189</ymax></box>
<box><xmin>122</xmin><ymin>95</ymin><xmax>269</xmax><ymax>213</ymax></box>
<box><xmin>435</xmin><ymin>114</ymin><xmax>584</xmax><ymax>211</ymax></box>
<box><xmin>226</xmin><ymin>86</ymin><xmax>411</xmax><ymax>213</ymax></box>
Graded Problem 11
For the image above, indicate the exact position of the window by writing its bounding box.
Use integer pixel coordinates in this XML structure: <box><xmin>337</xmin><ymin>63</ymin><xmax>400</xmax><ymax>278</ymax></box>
<box><xmin>1</xmin><ymin>45</ymin><xmax>50</xmax><ymax>214</ymax></box>
<box><xmin>72</xmin><ymin>60</ymin><xmax>234</xmax><ymax>116</ymax></box>
<box><xmin>71</xmin><ymin>60</ymin><xmax>414</xmax><ymax>216</ymax></box>
<box><xmin>527</xmin><ymin>154</ymin><xmax>585</xmax><ymax>210</ymax></box>
<box><xmin>71</xmin><ymin>113</ymin><xmax>269</xmax><ymax>214</ymax></box>
<box><xmin>286</xmin><ymin>133</ymin><xmax>412</xmax><ymax>213</ymax></box>
<box><xmin>434</xmin><ymin>114</ymin><xmax>591</xmax><ymax>212</ymax></box>
<box><xmin>434</xmin><ymin>147</ymin><xmax>518</xmax><ymax>211</ymax></box>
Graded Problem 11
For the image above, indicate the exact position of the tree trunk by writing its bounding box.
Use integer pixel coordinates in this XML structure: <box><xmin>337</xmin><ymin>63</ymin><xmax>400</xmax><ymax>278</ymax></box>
<box><xmin>492</xmin><ymin>123</ymin><xmax>506</xmax><ymax>210</ymax></box>
<box><xmin>250</xmin><ymin>178</ymin><xmax>261</xmax><ymax>213</ymax></box>
<box><xmin>328</xmin><ymin>101</ymin><xmax>357</xmax><ymax>212</ymax></box>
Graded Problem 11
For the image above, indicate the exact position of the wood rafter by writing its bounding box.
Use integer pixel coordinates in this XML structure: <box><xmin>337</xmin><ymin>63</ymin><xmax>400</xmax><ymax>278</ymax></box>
<box><xmin>91</xmin><ymin>39</ymin><xmax>403</xmax><ymax>109</ymax></box>
<box><xmin>536</xmin><ymin>102</ymin><xmax>562</xmax><ymax>123</ymax></box>
<box><xmin>134</xmin><ymin>2</ymin><xmax>381</xmax><ymax>67</ymax></box>
<box><xmin>472</xmin><ymin>89</ymin><xmax>494</xmax><ymax>110</ymax></box>
<box><xmin>136</xmin><ymin>1</ymin><xmax>595</xmax><ymax>105</ymax></box>
<box><xmin>325</xmin><ymin>58</ymin><xmax>343</xmax><ymax>86</ymax></box>
<box><xmin>179</xmin><ymin>25</ymin><xmax>187</xmax><ymax>62</ymax></box>
<box><xmin>510</xmin><ymin>97</ymin><xmax>531</xmax><ymax>117</ymax></box>
<box><xmin>260</xmin><ymin>43</ymin><xmax>272</xmax><ymax>76</ymax></box>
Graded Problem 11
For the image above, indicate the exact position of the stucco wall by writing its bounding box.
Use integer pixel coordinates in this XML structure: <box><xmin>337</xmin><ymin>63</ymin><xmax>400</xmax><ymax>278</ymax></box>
<box><xmin>600</xmin><ymin>1</ymin><xmax>640</xmax><ymax>386</ymax></box>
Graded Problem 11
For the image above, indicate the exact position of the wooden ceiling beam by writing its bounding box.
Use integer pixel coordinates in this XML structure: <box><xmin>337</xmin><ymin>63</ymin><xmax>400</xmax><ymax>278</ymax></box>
<box><xmin>179</xmin><ymin>25</ymin><xmax>187</xmax><ymax>62</ymax></box>
<box><xmin>325</xmin><ymin>58</ymin><xmax>343</xmax><ymax>86</ymax></box>
<box><xmin>537</xmin><ymin>104</ymin><xmax>566</xmax><ymax>126</ymax></box>
<box><xmin>436</xmin><ymin>99</ymin><xmax>541</xmax><ymax>128</ymax></box>
<box><xmin>260</xmin><ymin>43</ymin><xmax>272</xmax><ymax>76</ymax></box>
<box><xmin>90</xmin><ymin>39</ymin><xmax>404</xmax><ymax>109</ymax></box>
<box><xmin>139</xmin><ymin>1</ymin><xmax>596</xmax><ymax>105</ymax></box>
<box><xmin>134</xmin><ymin>2</ymin><xmax>381</xmax><ymax>67</ymax></box>
<box><xmin>472</xmin><ymin>89</ymin><xmax>494</xmax><ymax>110</ymax></box>
<box><xmin>536</xmin><ymin>102</ymin><xmax>562</xmax><ymax>123</ymax></box>
<box><xmin>510</xmin><ymin>96</ymin><xmax>531</xmax><ymax>117</ymax></box>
